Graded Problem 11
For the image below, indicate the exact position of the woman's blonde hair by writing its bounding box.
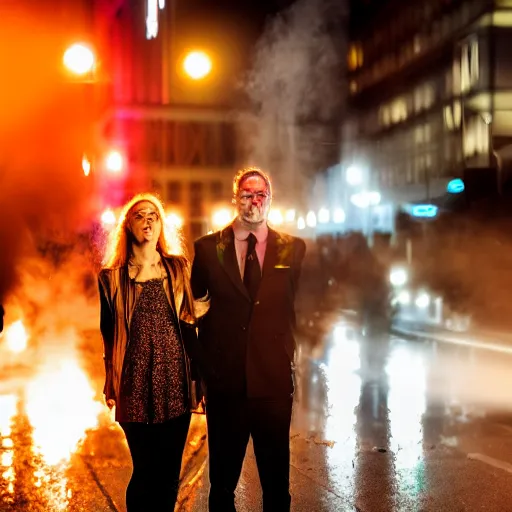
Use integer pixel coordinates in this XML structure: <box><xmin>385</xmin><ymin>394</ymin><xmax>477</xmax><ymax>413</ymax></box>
<box><xmin>103</xmin><ymin>193</ymin><xmax>197</xmax><ymax>322</ymax></box>
<box><xmin>103</xmin><ymin>192</ymin><xmax>184</xmax><ymax>269</ymax></box>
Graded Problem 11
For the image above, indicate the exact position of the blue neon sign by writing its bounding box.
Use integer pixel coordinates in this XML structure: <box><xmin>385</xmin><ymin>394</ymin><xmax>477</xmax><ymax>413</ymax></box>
<box><xmin>447</xmin><ymin>178</ymin><xmax>465</xmax><ymax>194</ymax></box>
<box><xmin>411</xmin><ymin>204</ymin><xmax>438</xmax><ymax>218</ymax></box>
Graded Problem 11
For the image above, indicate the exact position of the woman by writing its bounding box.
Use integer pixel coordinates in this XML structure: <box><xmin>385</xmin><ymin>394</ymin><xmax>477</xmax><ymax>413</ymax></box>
<box><xmin>98</xmin><ymin>193</ymin><xmax>208</xmax><ymax>511</ymax></box>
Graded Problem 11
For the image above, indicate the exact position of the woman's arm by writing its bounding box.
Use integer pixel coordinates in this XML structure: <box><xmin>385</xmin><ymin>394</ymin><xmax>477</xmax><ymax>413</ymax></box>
<box><xmin>98</xmin><ymin>272</ymin><xmax>115</xmax><ymax>402</ymax></box>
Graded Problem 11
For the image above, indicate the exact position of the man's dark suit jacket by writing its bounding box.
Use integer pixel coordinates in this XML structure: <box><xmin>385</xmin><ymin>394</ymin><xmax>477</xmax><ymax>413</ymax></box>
<box><xmin>191</xmin><ymin>224</ymin><xmax>306</xmax><ymax>399</ymax></box>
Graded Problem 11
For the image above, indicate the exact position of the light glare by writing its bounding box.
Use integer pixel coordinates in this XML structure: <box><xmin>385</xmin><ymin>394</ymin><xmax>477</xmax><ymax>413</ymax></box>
<box><xmin>333</xmin><ymin>208</ymin><xmax>346</xmax><ymax>224</ymax></box>
<box><xmin>101</xmin><ymin>209</ymin><xmax>116</xmax><ymax>227</ymax></box>
<box><xmin>211</xmin><ymin>209</ymin><xmax>232</xmax><ymax>229</ymax></box>
<box><xmin>166</xmin><ymin>213</ymin><xmax>184</xmax><ymax>229</ymax></box>
<box><xmin>183</xmin><ymin>51</ymin><xmax>212</xmax><ymax>80</ymax></box>
<box><xmin>268</xmin><ymin>209</ymin><xmax>284</xmax><ymax>226</ymax></box>
<box><xmin>63</xmin><ymin>44</ymin><xmax>95</xmax><ymax>75</ymax></box>
<box><xmin>105</xmin><ymin>150</ymin><xmax>123</xmax><ymax>173</ymax></box>
<box><xmin>318</xmin><ymin>208</ymin><xmax>330</xmax><ymax>224</ymax></box>
<box><xmin>5</xmin><ymin>320</ymin><xmax>28</xmax><ymax>353</ymax></box>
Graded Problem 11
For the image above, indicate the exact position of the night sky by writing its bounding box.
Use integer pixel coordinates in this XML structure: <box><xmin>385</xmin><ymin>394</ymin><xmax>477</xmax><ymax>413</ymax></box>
<box><xmin>176</xmin><ymin>0</ymin><xmax>298</xmax><ymax>78</ymax></box>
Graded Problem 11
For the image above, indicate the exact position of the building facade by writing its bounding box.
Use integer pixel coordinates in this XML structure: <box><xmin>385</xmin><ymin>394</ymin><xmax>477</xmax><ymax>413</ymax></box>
<box><xmin>94</xmin><ymin>0</ymin><xmax>240</xmax><ymax>245</ymax></box>
<box><xmin>339</xmin><ymin>0</ymin><xmax>512</xmax><ymax>234</ymax></box>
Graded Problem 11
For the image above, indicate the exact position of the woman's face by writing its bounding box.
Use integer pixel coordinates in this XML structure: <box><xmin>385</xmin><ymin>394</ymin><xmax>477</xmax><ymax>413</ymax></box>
<box><xmin>128</xmin><ymin>201</ymin><xmax>162</xmax><ymax>246</ymax></box>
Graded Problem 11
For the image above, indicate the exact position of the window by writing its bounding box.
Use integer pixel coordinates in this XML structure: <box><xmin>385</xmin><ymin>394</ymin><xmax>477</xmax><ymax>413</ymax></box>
<box><xmin>210</xmin><ymin>181</ymin><xmax>223</xmax><ymax>197</ymax></box>
<box><xmin>461</xmin><ymin>38</ymin><xmax>479</xmax><ymax>93</ymax></box>
<box><xmin>167</xmin><ymin>181</ymin><xmax>182</xmax><ymax>203</ymax></box>
<box><xmin>444</xmin><ymin>101</ymin><xmax>462</xmax><ymax>131</ymax></box>
<box><xmin>189</xmin><ymin>182</ymin><xmax>204</xmax><ymax>217</ymax></box>
<box><xmin>463</xmin><ymin>115</ymin><xmax>489</xmax><ymax>157</ymax></box>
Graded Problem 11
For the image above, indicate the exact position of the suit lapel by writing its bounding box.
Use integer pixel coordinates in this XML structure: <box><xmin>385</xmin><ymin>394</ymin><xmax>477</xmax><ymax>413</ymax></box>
<box><xmin>261</xmin><ymin>228</ymin><xmax>279</xmax><ymax>278</ymax></box>
<box><xmin>217</xmin><ymin>226</ymin><xmax>251</xmax><ymax>301</ymax></box>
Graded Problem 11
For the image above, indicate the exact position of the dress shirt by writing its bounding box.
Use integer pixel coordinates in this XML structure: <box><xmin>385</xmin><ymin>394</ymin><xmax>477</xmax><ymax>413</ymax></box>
<box><xmin>232</xmin><ymin>221</ymin><xmax>268</xmax><ymax>278</ymax></box>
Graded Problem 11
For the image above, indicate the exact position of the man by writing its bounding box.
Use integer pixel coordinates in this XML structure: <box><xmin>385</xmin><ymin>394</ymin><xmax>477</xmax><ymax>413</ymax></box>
<box><xmin>191</xmin><ymin>167</ymin><xmax>306</xmax><ymax>512</ymax></box>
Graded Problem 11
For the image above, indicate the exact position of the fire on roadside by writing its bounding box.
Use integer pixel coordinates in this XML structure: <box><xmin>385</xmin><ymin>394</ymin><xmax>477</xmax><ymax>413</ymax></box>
<box><xmin>3</xmin><ymin>320</ymin><xmax>29</xmax><ymax>353</ymax></box>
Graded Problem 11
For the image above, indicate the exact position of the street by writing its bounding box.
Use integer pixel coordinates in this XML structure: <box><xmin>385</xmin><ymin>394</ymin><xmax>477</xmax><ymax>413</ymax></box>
<box><xmin>2</xmin><ymin>310</ymin><xmax>512</xmax><ymax>511</ymax></box>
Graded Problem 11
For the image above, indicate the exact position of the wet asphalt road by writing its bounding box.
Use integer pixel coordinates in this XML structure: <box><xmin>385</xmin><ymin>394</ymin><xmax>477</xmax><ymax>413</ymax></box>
<box><xmin>2</xmin><ymin>317</ymin><xmax>512</xmax><ymax>511</ymax></box>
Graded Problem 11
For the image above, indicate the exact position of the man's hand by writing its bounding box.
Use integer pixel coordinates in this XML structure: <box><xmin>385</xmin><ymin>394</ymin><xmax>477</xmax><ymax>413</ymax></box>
<box><xmin>106</xmin><ymin>398</ymin><xmax>116</xmax><ymax>410</ymax></box>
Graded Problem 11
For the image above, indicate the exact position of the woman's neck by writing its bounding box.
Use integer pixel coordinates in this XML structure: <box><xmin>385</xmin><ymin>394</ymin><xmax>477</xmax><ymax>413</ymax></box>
<box><xmin>131</xmin><ymin>244</ymin><xmax>160</xmax><ymax>265</ymax></box>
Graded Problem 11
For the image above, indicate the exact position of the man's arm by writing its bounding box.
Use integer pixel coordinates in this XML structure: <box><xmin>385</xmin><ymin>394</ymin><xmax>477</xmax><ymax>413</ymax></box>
<box><xmin>293</xmin><ymin>238</ymin><xmax>307</xmax><ymax>293</ymax></box>
<box><xmin>191</xmin><ymin>240</ymin><xmax>209</xmax><ymax>299</ymax></box>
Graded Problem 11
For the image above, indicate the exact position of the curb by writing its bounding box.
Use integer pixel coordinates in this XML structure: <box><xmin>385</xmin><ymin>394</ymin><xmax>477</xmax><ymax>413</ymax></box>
<box><xmin>391</xmin><ymin>325</ymin><xmax>512</xmax><ymax>355</ymax></box>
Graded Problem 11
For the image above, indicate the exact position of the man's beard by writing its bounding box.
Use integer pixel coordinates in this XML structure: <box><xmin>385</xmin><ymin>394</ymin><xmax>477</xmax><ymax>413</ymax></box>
<box><xmin>239</xmin><ymin>204</ymin><xmax>267</xmax><ymax>225</ymax></box>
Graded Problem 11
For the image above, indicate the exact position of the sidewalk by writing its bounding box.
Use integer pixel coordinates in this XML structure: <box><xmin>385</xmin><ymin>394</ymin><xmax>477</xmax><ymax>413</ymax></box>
<box><xmin>391</xmin><ymin>318</ymin><xmax>512</xmax><ymax>354</ymax></box>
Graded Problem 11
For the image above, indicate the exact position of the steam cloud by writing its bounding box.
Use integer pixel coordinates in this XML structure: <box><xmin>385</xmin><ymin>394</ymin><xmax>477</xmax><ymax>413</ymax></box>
<box><xmin>240</xmin><ymin>0</ymin><xmax>346</xmax><ymax>206</ymax></box>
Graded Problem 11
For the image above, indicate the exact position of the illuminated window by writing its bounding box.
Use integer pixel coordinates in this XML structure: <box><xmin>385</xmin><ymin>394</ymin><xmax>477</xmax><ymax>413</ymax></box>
<box><xmin>464</xmin><ymin>115</ymin><xmax>488</xmax><ymax>157</ymax></box>
<box><xmin>461</xmin><ymin>38</ymin><xmax>479</xmax><ymax>93</ymax></box>
<box><xmin>348</xmin><ymin>45</ymin><xmax>358</xmax><ymax>71</ymax></box>
<box><xmin>379</xmin><ymin>106</ymin><xmax>391</xmax><ymax>126</ymax></box>
<box><xmin>415</xmin><ymin>126</ymin><xmax>424</xmax><ymax>145</ymax></box>
<box><xmin>347</xmin><ymin>43</ymin><xmax>363</xmax><ymax>71</ymax></box>
<box><xmin>391</xmin><ymin>98</ymin><xmax>407</xmax><ymax>123</ymax></box>
<box><xmin>444</xmin><ymin>101</ymin><xmax>462</xmax><ymax>131</ymax></box>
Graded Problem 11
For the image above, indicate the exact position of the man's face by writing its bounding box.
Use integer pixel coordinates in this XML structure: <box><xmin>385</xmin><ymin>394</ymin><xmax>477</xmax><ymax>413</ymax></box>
<box><xmin>235</xmin><ymin>175</ymin><xmax>271</xmax><ymax>225</ymax></box>
<box><xmin>128</xmin><ymin>200</ymin><xmax>162</xmax><ymax>246</ymax></box>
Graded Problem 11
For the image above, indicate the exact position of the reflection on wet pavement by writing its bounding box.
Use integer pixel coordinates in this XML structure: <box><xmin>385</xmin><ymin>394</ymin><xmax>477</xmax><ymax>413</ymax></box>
<box><xmin>292</xmin><ymin>319</ymin><xmax>512</xmax><ymax>511</ymax></box>
<box><xmin>2</xmin><ymin>315</ymin><xmax>512</xmax><ymax>510</ymax></box>
<box><xmin>0</xmin><ymin>327</ymin><xmax>106</xmax><ymax>511</ymax></box>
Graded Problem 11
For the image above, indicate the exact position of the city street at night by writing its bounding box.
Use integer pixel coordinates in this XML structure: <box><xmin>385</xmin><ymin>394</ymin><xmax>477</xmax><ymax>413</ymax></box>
<box><xmin>2</xmin><ymin>307</ymin><xmax>512</xmax><ymax>511</ymax></box>
<box><xmin>3</xmin><ymin>0</ymin><xmax>512</xmax><ymax>510</ymax></box>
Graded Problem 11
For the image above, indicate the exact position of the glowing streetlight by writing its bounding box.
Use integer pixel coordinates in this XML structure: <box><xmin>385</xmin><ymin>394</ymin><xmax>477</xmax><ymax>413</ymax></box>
<box><xmin>211</xmin><ymin>208</ymin><xmax>232</xmax><ymax>229</ymax></box>
<box><xmin>306</xmin><ymin>211</ymin><xmax>317</xmax><ymax>228</ymax></box>
<box><xmin>285</xmin><ymin>209</ymin><xmax>296</xmax><ymax>222</ymax></box>
<box><xmin>63</xmin><ymin>43</ymin><xmax>95</xmax><ymax>76</ymax></box>
<box><xmin>101</xmin><ymin>209</ymin><xmax>116</xmax><ymax>228</ymax></box>
<box><xmin>166</xmin><ymin>213</ymin><xmax>184</xmax><ymax>229</ymax></box>
<box><xmin>297</xmin><ymin>217</ymin><xmax>306</xmax><ymax>230</ymax></box>
<box><xmin>105</xmin><ymin>150</ymin><xmax>124</xmax><ymax>174</ymax></box>
<box><xmin>183</xmin><ymin>51</ymin><xmax>212</xmax><ymax>80</ymax></box>
<box><xmin>346</xmin><ymin>165</ymin><xmax>363</xmax><ymax>186</ymax></box>
<box><xmin>333</xmin><ymin>208</ymin><xmax>346</xmax><ymax>224</ymax></box>
<box><xmin>268</xmin><ymin>209</ymin><xmax>284</xmax><ymax>226</ymax></box>
<box><xmin>82</xmin><ymin>154</ymin><xmax>91</xmax><ymax>177</ymax></box>
<box><xmin>389</xmin><ymin>267</ymin><xmax>408</xmax><ymax>287</ymax></box>
<box><xmin>318</xmin><ymin>208</ymin><xmax>330</xmax><ymax>224</ymax></box>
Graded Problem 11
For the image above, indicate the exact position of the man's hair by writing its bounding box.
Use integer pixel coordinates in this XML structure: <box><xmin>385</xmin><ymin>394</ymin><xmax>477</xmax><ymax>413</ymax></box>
<box><xmin>232</xmin><ymin>167</ymin><xmax>272</xmax><ymax>198</ymax></box>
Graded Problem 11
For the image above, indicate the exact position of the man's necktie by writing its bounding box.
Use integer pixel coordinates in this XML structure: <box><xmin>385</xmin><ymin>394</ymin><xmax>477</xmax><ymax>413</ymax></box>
<box><xmin>243</xmin><ymin>233</ymin><xmax>261</xmax><ymax>300</ymax></box>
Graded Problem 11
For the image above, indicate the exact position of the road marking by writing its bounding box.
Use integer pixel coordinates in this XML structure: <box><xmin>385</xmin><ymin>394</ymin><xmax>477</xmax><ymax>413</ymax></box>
<box><xmin>467</xmin><ymin>453</ymin><xmax>512</xmax><ymax>474</ymax></box>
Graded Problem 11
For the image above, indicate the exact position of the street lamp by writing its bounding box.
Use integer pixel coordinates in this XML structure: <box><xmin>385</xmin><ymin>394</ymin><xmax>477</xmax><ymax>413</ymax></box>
<box><xmin>105</xmin><ymin>150</ymin><xmax>124</xmax><ymax>174</ymax></box>
<box><xmin>63</xmin><ymin>43</ymin><xmax>95</xmax><ymax>76</ymax></box>
<box><xmin>183</xmin><ymin>51</ymin><xmax>212</xmax><ymax>80</ymax></box>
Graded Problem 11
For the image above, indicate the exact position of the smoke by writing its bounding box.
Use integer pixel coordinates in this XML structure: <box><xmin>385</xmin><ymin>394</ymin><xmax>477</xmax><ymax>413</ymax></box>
<box><xmin>239</xmin><ymin>0</ymin><xmax>347</xmax><ymax>206</ymax></box>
